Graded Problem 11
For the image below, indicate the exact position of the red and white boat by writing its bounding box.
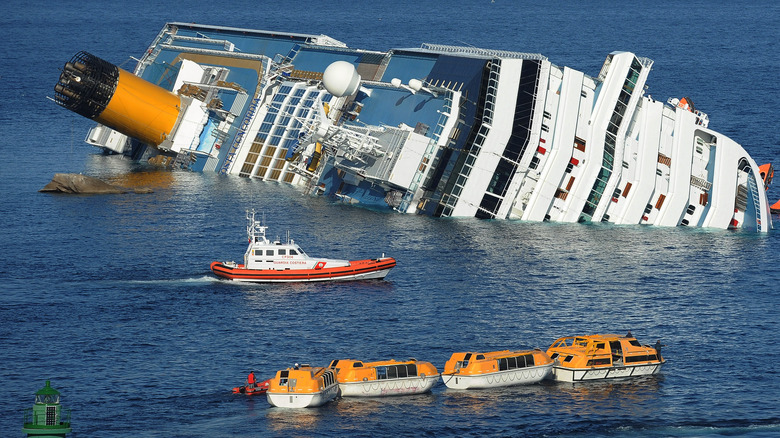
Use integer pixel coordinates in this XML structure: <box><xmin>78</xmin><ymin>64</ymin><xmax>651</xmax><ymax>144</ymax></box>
<box><xmin>211</xmin><ymin>210</ymin><xmax>396</xmax><ymax>283</ymax></box>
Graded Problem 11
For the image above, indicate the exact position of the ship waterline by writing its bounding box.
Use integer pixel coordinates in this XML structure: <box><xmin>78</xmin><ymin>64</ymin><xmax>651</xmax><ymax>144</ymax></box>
<box><xmin>54</xmin><ymin>22</ymin><xmax>773</xmax><ymax>232</ymax></box>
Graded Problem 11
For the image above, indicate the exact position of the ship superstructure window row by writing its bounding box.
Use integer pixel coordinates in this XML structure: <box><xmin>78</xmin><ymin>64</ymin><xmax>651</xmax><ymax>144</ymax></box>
<box><xmin>581</xmin><ymin>57</ymin><xmax>643</xmax><ymax>221</ymax></box>
<box><xmin>476</xmin><ymin>59</ymin><xmax>542</xmax><ymax>219</ymax></box>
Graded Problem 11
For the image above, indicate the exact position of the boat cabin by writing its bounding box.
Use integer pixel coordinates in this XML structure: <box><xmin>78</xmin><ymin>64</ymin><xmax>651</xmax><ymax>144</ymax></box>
<box><xmin>268</xmin><ymin>365</ymin><xmax>337</xmax><ymax>395</ymax></box>
<box><xmin>328</xmin><ymin>359</ymin><xmax>438</xmax><ymax>382</ymax></box>
<box><xmin>547</xmin><ymin>334</ymin><xmax>662</xmax><ymax>369</ymax></box>
<box><xmin>444</xmin><ymin>349</ymin><xmax>552</xmax><ymax>376</ymax></box>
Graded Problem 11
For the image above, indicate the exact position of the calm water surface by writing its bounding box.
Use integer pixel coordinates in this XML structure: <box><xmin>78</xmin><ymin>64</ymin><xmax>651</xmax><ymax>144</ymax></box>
<box><xmin>1</xmin><ymin>0</ymin><xmax>779</xmax><ymax>436</ymax></box>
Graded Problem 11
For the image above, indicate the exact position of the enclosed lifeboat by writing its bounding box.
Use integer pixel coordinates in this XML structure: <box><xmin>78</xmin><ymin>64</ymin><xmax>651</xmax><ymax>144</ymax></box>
<box><xmin>328</xmin><ymin>358</ymin><xmax>440</xmax><ymax>397</ymax></box>
<box><xmin>266</xmin><ymin>365</ymin><xmax>339</xmax><ymax>408</ymax></box>
<box><xmin>211</xmin><ymin>210</ymin><xmax>396</xmax><ymax>283</ymax></box>
<box><xmin>546</xmin><ymin>334</ymin><xmax>665</xmax><ymax>382</ymax></box>
<box><xmin>441</xmin><ymin>349</ymin><xmax>553</xmax><ymax>389</ymax></box>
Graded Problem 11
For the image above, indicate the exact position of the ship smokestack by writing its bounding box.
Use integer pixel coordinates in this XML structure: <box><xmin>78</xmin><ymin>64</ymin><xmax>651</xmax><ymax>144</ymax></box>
<box><xmin>54</xmin><ymin>51</ymin><xmax>182</xmax><ymax>147</ymax></box>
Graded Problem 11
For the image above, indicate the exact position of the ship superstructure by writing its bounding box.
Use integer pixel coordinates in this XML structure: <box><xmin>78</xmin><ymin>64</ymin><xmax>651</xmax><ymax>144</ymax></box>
<box><xmin>54</xmin><ymin>22</ymin><xmax>773</xmax><ymax>231</ymax></box>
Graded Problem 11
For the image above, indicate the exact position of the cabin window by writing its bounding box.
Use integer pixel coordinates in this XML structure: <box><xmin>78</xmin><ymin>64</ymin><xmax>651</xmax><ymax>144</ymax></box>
<box><xmin>278</xmin><ymin>249</ymin><xmax>287</xmax><ymax>255</ymax></box>
<box><xmin>596</xmin><ymin>343</ymin><xmax>605</xmax><ymax>350</ymax></box>
<box><xmin>397</xmin><ymin>366</ymin><xmax>408</xmax><ymax>378</ymax></box>
<box><xmin>475</xmin><ymin>354</ymin><xmax>485</xmax><ymax>360</ymax></box>
<box><xmin>407</xmin><ymin>364</ymin><xmax>417</xmax><ymax>376</ymax></box>
<box><xmin>629</xmin><ymin>340</ymin><xmax>641</xmax><ymax>347</ymax></box>
<box><xmin>563</xmin><ymin>355</ymin><xmax>574</xmax><ymax>363</ymax></box>
<box><xmin>266</xmin><ymin>250</ymin><xmax>274</xmax><ymax>256</ymax></box>
<box><xmin>499</xmin><ymin>358</ymin><xmax>508</xmax><ymax>371</ymax></box>
<box><xmin>353</xmin><ymin>362</ymin><xmax>363</xmax><ymax>368</ymax></box>
<box><xmin>625</xmin><ymin>354</ymin><xmax>657</xmax><ymax>363</ymax></box>
<box><xmin>279</xmin><ymin>370</ymin><xmax>289</xmax><ymax>385</ymax></box>
<box><xmin>550</xmin><ymin>353</ymin><xmax>559</xmax><ymax>360</ymax></box>
<box><xmin>290</xmin><ymin>249</ymin><xmax>298</xmax><ymax>255</ymax></box>
<box><xmin>376</xmin><ymin>367</ymin><xmax>387</xmax><ymax>379</ymax></box>
<box><xmin>388</xmin><ymin>366</ymin><xmax>398</xmax><ymax>379</ymax></box>
<box><xmin>329</xmin><ymin>360</ymin><xmax>339</xmax><ymax>368</ymax></box>
<box><xmin>526</xmin><ymin>354</ymin><xmax>535</xmax><ymax>367</ymax></box>
<box><xmin>586</xmin><ymin>358</ymin><xmax>612</xmax><ymax>366</ymax></box>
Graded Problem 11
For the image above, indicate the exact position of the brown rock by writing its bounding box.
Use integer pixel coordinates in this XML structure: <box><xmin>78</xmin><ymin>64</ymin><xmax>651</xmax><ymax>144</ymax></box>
<box><xmin>39</xmin><ymin>173</ymin><xmax>128</xmax><ymax>194</ymax></box>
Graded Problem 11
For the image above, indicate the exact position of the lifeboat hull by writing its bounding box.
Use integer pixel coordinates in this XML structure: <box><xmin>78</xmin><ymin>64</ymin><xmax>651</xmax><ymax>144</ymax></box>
<box><xmin>266</xmin><ymin>384</ymin><xmax>339</xmax><ymax>408</ymax></box>
<box><xmin>442</xmin><ymin>363</ymin><xmax>552</xmax><ymax>389</ymax></box>
<box><xmin>551</xmin><ymin>363</ymin><xmax>663</xmax><ymax>382</ymax></box>
<box><xmin>210</xmin><ymin>257</ymin><xmax>396</xmax><ymax>283</ymax></box>
<box><xmin>339</xmin><ymin>374</ymin><xmax>440</xmax><ymax>397</ymax></box>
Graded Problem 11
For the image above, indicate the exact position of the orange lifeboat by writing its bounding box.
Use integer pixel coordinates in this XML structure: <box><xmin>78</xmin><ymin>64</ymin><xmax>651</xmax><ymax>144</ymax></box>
<box><xmin>441</xmin><ymin>349</ymin><xmax>553</xmax><ymax>389</ymax></box>
<box><xmin>328</xmin><ymin>358</ymin><xmax>439</xmax><ymax>397</ymax></box>
<box><xmin>546</xmin><ymin>333</ymin><xmax>665</xmax><ymax>382</ymax></box>
<box><xmin>266</xmin><ymin>365</ymin><xmax>339</xmax><ymax>408</ymax></box>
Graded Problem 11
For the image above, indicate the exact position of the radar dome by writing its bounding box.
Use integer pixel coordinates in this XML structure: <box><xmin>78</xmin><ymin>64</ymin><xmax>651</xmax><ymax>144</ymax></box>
<box><xmin>323</xmin><ymin>61</ymin><xmax>361</xmax><ymax>97</ymax></box>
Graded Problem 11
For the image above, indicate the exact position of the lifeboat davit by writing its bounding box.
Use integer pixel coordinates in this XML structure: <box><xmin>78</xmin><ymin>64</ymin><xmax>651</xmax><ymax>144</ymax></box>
<box><xmin>211</xmin><ymin>210</ymin><xmax>396</xmax><ymax>283</ymax></box>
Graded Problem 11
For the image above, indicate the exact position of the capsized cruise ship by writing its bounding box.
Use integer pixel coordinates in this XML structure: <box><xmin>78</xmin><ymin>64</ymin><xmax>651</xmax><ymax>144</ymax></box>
<box><xmin>54</xmin><ymin>22</ymin><xmax>774</xmax><ymax>232</ymax></box>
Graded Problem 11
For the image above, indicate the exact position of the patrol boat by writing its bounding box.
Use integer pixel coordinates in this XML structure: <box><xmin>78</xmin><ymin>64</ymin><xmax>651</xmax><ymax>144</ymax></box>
<box><xmin>441</xmin><ymin>349</ymin><xmax>553</xmax><ymax>389</ymax></box>
<box><xmin>328</xmin><ymin>358</ymin><xmax>440</xmax><ymax>397</ymax></box>
<box><xmin>546</xmin><ymin>334</ymin><xmax>665</xmax><ymax>382</ymax></box>
<box><xmin>210</xmin><ymin>210</ymin><xmax>396</xmax><ymax>282</ymax></box>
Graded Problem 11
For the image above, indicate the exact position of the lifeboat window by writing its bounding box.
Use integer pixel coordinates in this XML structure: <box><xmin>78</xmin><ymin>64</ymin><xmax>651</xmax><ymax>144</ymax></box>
<box><xmin>376</xmin><ymin>367</ymin><xmax>387</xmax><ymax>380</ymax></box>
<box><xmin>628</xmin><ymin>340</ymin><xmax>641</xmax><ymax>347</ymax></box>
<box><xmin>329</xmin><ymin>360</ymin><xmax>339</xmax><ymax>369</ymax></box>
<box><xmin>406</xmin><ymin>364</ymin><xmax>417</xmax><ymax>376</ymax></box>
<box><xmin>396</xmin><ymin>366</ymin><xmax>408</xmax><ymax>378</ymax></box>
<box><xmin>563</xmin><ymin>355</ymin><xmax>574</xmax><ymax>363</ymax></box>
<box><xmin>279</xmin><ymin>249</ymin><xmax>287</xmax><ymax>255</ymax></box>
<box><xmin>387</xmin><ymin>366</ymin><xmax>398</xmax><ymax>379</ymax></box>
<box><xmin>475</xmin><ymin>354</ymin><xmax>485</xmax><ymax>360</ymax></box>
<box><xmin>595</xmin><ymin>343</ymin><xmax>605</xmax><ymax>350</ymax></box>
<box><xmin>279</xmin><ymin>370</ymin><xmax>289</xmax><ymax>385</ymax></box>
<box><xmin>290</xmin><ymin>249</ymin><xmax>298</xmax><ymax>255</ymax></box>
<box><xmin>266</xmin><ymin>250</ymin><xmax>274</xmax><ymax>256</ymax></box>
<box><xmin>525</xmin><ymin>354</ymin><xmax>535</xmax><ymax>367</ymax></box>
<box><xmin>625</xmin><ymin>354</ymin><xmax>656</xmax><ymax>363</ymax></box>
<box><xmin>550</xmin><ymin>352</ymin><xmax>559</xmax><ymax>360</ymax></box>
<box><xmin>499</xmin><ymin>358</ymin><xmax>508</xmax><ymax>371</ymax></box>
<box><xmin>586</xmin><ymin>358</ymin><xmax>612</xmax><ymax>366</ymax></box>
<box><xmin>507</xmin><ymin>357</ymin><xmax>517</xmax><ymax>369</ymax></box>
<box><xmin>353</xmin><ymin>362</ymin><xmax>363</xmax><ymax>368</ymax></box>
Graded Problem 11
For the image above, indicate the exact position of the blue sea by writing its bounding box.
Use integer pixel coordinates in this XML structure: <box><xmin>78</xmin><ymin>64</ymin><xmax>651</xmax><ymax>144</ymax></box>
<box><xmin>2</xmin><ymin>0</ymin><xmax>779</xmax><ymax>436</ymax></box>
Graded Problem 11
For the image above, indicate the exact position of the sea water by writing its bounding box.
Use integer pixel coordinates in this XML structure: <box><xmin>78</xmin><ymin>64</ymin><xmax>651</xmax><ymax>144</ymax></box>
<box><xmin>1</xmin><ymin>0</ymin><xmax>779</xmax><ymax>436</ymax></box>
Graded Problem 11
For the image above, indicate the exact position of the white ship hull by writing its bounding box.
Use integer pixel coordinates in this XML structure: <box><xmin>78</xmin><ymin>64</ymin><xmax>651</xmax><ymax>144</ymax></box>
<box><xmin>442</xmin><ymin>364</ymin><xmax>552</xmax><ymax>389</ymax></box>
<box><xmin>266</xmin><ymin>384</ymin><xmax>339</xmax><ymax>408</ymax></box>
<box><xmin>551</xmin><ymin>363</ymin><xmax>663</xmax><ymax>382</ymax></box>
<box><xmin>339</xmin><ymin>375</ymin><xmax>440</xmax><ymax>397</ymax></box>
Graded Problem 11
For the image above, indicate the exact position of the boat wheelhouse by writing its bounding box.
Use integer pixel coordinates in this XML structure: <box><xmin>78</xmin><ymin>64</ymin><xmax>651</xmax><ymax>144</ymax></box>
<box><xmin>210</xmin><ymin>210</ymin><xmax>396</xmax><ymax>282</ymax></box>
<box><xmin>546</xmin><ymin>334</ymin><xmax>664</xmax><ymax>382</ymax></box>
<box><xmin>328</xmin><ymin>358</ymin><xmax>440</xmax><ymax>397</ymax></box>
<box><xmin>266</xmin><ymin>365</ymin><xmax>339</xmax><ymax>408</ymax></box>
<box><xmin>441</xmin><ymin>349</ymin><xmax>553</xmax><ymax>389</ymax></box>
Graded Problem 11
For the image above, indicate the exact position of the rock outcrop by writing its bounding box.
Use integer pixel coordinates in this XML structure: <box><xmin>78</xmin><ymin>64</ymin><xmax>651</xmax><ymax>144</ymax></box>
<box><xmin>40</xmin><ymin>173</ymin><xmax>128</xmax><ymax>194</ymax></box>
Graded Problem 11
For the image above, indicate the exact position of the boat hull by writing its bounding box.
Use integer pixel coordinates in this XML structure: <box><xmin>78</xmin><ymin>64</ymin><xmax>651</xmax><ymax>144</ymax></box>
<box><xmin>211</xmin><ymin>257</ymin><xmax>396</xmax><ymax>283</ymax></box>
<box><xmin>266</xmin><ymin>384</ymin><xmax>339</xmax><ymax>408</ymax></box>
<box><xmin>551</xmin><ymin>362</ymin><xmax>663</xmax><ymax>382</ymax></box>
<box><xmin>339</xmin><ymin>374</ymin><xmax>440</xmax><ymax>397</ymax></box>
<box><xmin>442</xmin><ymin>364</ymin><xmax>552</xmax><ymax>389</ymax></box>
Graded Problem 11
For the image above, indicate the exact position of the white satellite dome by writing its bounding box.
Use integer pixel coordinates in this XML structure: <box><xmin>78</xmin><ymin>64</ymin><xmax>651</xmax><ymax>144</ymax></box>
<box><xmin>322</xmin><ymin>61</ymin><xmax>361</xmax><ymax>97</ymax></box>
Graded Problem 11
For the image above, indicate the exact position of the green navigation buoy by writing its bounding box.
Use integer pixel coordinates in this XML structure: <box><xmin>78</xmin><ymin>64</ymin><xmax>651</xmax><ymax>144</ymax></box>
<box><xmin>22</xmin><ymin>380</ymin><xmax>71</xmax><ymax>438</ymax></box>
